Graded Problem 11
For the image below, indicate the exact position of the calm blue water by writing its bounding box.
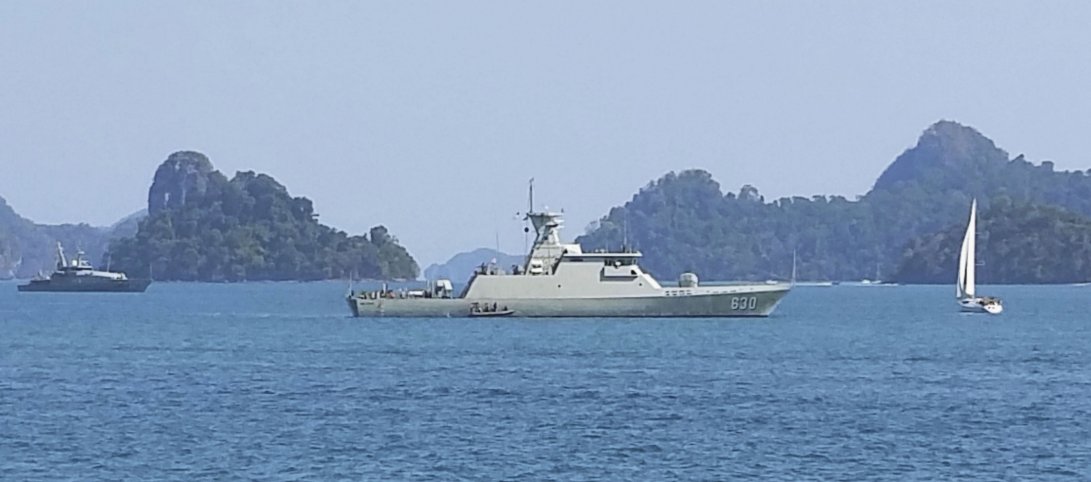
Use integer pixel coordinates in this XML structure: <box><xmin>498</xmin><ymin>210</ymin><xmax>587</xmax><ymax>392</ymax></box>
<box><xmin>2</xmin><ymin>281</ymin><xmax>1090</xmax><ymax>480</ymax></box>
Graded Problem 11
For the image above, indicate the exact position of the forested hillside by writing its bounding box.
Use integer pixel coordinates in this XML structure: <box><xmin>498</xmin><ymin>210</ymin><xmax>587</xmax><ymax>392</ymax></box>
<box><xmin>106</xmin><ymin>151</ymin><xmax>418</xmax><ymax>281</ymax></box>
<box><xmin>577</xmin><ymin>121</ymin><xmax>1091</xmax><ymax>283</ymax></box>
<box><xmin>0</xmin><ymin>196</ymin><xmax>117</xmax><ymax>279</ymax></box>
<box><xmin>896</xmin><ymin>201</ymin><xmax>1091</xmax><ymax>284</ymax></box>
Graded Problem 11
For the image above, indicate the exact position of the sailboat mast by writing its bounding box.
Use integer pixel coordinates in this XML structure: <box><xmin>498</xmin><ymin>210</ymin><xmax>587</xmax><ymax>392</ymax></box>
<box><xmin>966</xmin><ymin>199</ymin><xmax>976</xmax><ymax>297</ymax></box>
<box><xmin>957</xmin><ymin>199</ymin><xmax>977</xmax><ymax>299</ymax></box>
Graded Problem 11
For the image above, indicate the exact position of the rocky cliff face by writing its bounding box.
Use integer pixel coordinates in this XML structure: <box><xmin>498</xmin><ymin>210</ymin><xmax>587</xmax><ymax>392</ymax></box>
<box><xmin>0</xmin><ymin>235</ymin><xmax>18</xmax><ymax>279</ymax></box>
<box><xmin>0</xmin><ymin>195</ymin><xmax>40</xmax><ymax>278</ymax></box>
<box><xmin>108</xmin><ymin>151</ymin><xmax>420</xmax><ymax>281</ymax></box>
<box><xmin>0</xmin><ymin>195</ymin><xmax>118</xmax><ymax>278</ymax></box>
<box><xmin>147</xmin><ymin>151</ymin><xmax>216</xmax><ymax>214</ymax></box>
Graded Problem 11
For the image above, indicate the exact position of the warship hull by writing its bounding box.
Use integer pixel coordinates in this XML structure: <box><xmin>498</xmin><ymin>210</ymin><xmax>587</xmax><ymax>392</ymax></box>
<box><xmin>17</xmin><ymin>278</ymin><xmax>152</xmax><ymax>293</ymax></box>
<box><xmin>348</xmin><ymin>284</ymin><xmax>789</xmax><ymax>318</ymax></box>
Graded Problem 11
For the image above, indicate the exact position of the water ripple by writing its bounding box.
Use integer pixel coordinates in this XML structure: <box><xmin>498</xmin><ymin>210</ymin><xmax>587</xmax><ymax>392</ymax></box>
<box><xmin>2</xmin><ymin>283</ymin><xmax>1091</xmax><ymax>479</ymax></box>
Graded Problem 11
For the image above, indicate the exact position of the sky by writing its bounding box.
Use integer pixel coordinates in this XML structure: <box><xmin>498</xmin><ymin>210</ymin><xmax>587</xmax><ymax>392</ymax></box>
<box><xmin>2</xmin><ymin>1</ymin><xmax>1091</xmax><ymax>267</ymax></box>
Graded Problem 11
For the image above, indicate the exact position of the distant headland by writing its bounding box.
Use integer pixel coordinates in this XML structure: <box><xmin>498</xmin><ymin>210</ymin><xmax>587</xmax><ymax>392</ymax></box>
<box><xmin>1</xmin><ymin>151</ymin><xmax>418</xmax><ymax>281</ymax></box>
<box><xmin>5</xmin><ymin>120</ymin><xmax>1091</xmax><ymax>283</ymax></box>
<box><xmin>576</xmin><ymin>120</ymin><xmax>1091</xmax><ymax>284</ymax></box>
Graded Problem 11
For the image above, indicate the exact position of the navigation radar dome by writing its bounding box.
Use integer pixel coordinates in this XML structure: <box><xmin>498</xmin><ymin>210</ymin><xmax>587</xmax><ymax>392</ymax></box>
<box><xmin>679</xmin><ymin>272</ymin><xmax>699</xmax><ymax>288</ymax></box>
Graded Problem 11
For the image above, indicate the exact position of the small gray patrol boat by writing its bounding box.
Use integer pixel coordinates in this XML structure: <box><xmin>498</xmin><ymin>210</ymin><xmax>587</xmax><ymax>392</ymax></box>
<box><xmin>17</xmin><ymin>243</ymin><xmax>151</xmax><ymax>293</ymax></box>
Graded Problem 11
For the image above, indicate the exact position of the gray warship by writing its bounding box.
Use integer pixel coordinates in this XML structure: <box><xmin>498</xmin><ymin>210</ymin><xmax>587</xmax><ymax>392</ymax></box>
<box><xmin>17</xmin><ymin>243</ymin><xmax>151</xmax><ymax>293</ymax></box>
<box><xmin>347</xmin><ymin>188</ymin><xmax>790</xmax><ymax>318</ymax></box>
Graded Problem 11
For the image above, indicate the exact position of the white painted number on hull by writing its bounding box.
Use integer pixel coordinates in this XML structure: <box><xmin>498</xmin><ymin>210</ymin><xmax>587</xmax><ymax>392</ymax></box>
<box><xmin>731</xmin><ymin>296</ymin><xmax>758</xmax><ymax>310</ymax></box>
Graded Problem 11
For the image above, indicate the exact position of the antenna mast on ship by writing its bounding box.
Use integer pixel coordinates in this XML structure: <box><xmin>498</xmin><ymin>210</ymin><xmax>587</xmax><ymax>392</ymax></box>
<box><xmin>524</xmin><ymin>178</ymin><xmax>534</xmax><ymax>253</ymax></box>
<box><xmin>623</xmin><ymin>210</ymin><xmax>629</xmax><ymax>252</ymax></box>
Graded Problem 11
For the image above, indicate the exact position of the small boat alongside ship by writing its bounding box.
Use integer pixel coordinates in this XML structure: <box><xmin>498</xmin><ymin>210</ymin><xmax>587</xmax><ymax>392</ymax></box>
<box><xmin>347</xmin><ymin>185</ymin><xmax>791</xmax><ymax>318</ymax></box>
<box><xmin>17</xmin><ymin>243</ymin><xmax>151</xmax><ymax>293</ymax></box>
<box><xmin>469</xmin><ymin>302</ymin><xmax>514</xmax><ymax>317</ymax></box>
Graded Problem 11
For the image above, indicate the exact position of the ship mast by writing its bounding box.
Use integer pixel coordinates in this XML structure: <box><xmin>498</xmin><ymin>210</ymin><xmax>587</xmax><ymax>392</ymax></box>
<box><xmin>523</xmin><ymin>178</ymin><xmax>534</xmax><ymax>273</ymax></box>
<box><xmin>523</xmin><ymin>178</ymin><xmax>534</xmax><ymax>255</ymax></box>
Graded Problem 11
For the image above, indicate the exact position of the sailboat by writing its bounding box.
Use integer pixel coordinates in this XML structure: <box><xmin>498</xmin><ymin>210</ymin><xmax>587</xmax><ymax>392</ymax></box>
<box><xmin>957</xmin><ymin>199</ymin><xmax>1002</xmax><ymax>314</ymax></box>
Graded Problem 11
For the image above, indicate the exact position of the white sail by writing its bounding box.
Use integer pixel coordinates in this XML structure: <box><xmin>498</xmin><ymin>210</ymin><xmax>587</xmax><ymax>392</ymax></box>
<box><xmin>957</xmin><ymin>199</ymin><xmax>977</xmax><ymax>299</ymax></box>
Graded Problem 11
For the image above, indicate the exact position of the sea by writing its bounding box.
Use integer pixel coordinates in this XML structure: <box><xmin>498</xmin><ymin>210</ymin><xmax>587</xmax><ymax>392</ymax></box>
<box><xmin>2</xmin><ymin>281</ymin><xmax>1090</xmax><ymax>480</ymax></box>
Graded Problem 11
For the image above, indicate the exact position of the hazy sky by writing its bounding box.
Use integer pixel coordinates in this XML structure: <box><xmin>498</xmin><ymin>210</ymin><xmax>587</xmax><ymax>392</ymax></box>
<box><xmin>3</xmin><ymin>1</ymin><xmax>1090</xmax><ymax>266</ymax></box>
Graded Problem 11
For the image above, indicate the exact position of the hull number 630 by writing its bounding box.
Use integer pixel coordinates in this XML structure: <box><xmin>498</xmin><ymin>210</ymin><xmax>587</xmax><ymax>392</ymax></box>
<box><xmin>731</xmin><ymin>296</ymin><xmax>758</xmax><ymax>310</ymax></box>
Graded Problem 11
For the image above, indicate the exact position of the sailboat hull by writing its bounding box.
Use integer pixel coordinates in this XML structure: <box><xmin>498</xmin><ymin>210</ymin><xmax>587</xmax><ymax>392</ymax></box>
<box><xmin>959</xmin><ymin>297</ymin><xmax>1003</xmax><ymax>314</ymax></box>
